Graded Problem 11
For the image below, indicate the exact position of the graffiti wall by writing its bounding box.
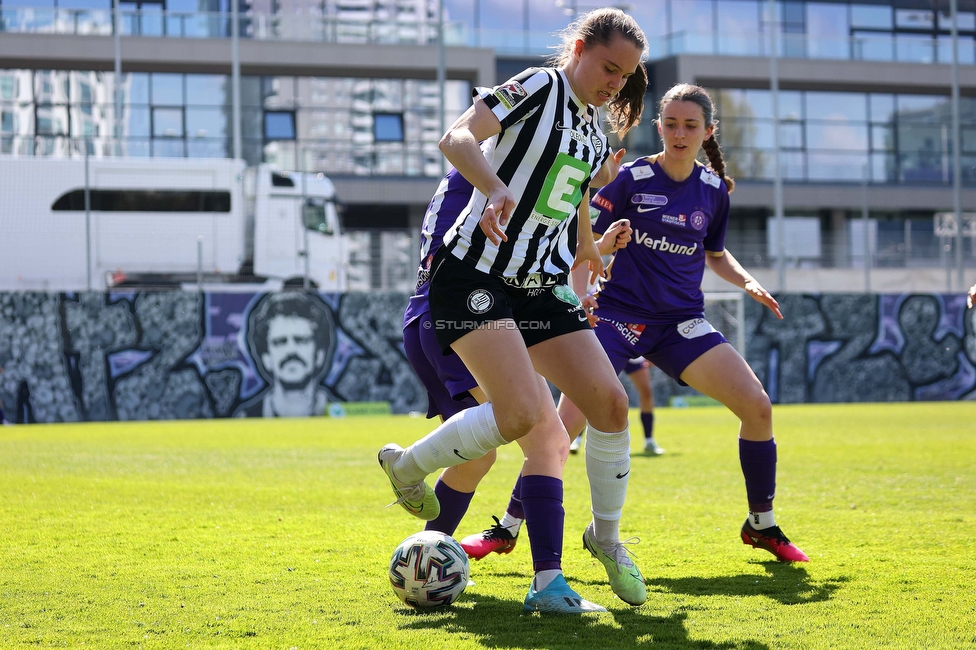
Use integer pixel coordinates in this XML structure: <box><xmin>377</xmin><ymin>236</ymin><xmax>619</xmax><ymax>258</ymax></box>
<box><xmin>0</xmin><ymin>290</ymin><xmax>425</xmax><ymax>422</ymax></box>
<box><xmin>0</xmin><ymin>291</ymin><xmax>973</xmax><ymax>423</ymax></box>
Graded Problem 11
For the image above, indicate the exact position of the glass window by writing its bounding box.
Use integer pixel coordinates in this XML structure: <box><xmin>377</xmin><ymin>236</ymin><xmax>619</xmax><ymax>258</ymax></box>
<box><xmin>152</xmin><ymin>139</ymin><xmax>186</xmax><ymax>157</ymax></box>
<box><xmin>896</xmin><ymin>33</ymin><xmax>935</xmax><ymax>63</ymax></box>
<box><xmin>124</xmin><ymin>106</ymin><xmax>151</xmax><ymax>138</ymax></box>
<box><xmin>264</xmin><ymin>111</ymin><xmax>296</xmax><ymax>140</ymax></box>
<box><xmin>373</xmin><ymin>113</ymin><xmax>404</xmax><ymax>142</ymax></box>
<box><xmin>805</xmin><ymin>92</ymin><xmax>867</xmax><ymax>123</ymax></box>
<box><xmin>152</xmin><ymin>107</ymin><xmax>184</xmax><ymax>137</ymax></box>
<box><xmin>185</xmin><ymin>75</ymin><xmax>227</xmax><ymax>107</ymax></box>
<box><xmin>896</xmin><ymin>9</ymin><xmax>934</xmax><ymax>29</ymax></box>
<box><xmin>779</xmin><ymin>122</ymin><xmax>803</xmax><ymax>149</ymax></box>
<box><xmin>672</xmin><ymin>0</ymin><xmax>715</xmax><ymax>35</ymax></box>
<box><xmin>187</xmin><ymin>139</ymin><xmax>229</xmax><ymax>158</ymax></box>
<box><xmin>58</xmin><ymin>0</ymin><xmax>111</xmax><ymax>8</ymax></box>
<box><xmin>527</xmin><ymin>1</ymin><xmax>566</xmax><ymax>42</ymax></box>
<box><xmin>36</xmin><ymin>105</ymin><xmax>69</xmax><ymax>135</ymax></box>
<box><xmin>808</xmin><ymin>152</ymin><xmax>868</xmax><ymax>180</ymax></box>
<box><xmin>717</xmin><ymin>0</ymin><xmax>761</xmax><ymax>56</ymax></box>
<box><xmin>936</xmin><ymin>35</ymin><xmax>976</xmax><ymax>65</ymax></box>
<box><xmin>897</xmin><ymin>94</ymin><xmax>945</xmax><ymax>121</ymax></box>
<box><xmin>262</xmin><ymin>76</ymin><xmax>296</xmax><ymax>109</ymax></box>
<box><xmin>780</xmin><ymin>91</ymin><xmax>803</xmax><ymax>121</ymax></box>
<box><xmin>0</xmin><ymin>104</ymin><xmax>33</xmax><ymax>135</ymax></box>
<box><xmin>939</xmin><ymin>10</ymin><xmax>975</xmax><ymax>31</ymax></box>
<box><xmin>871</xmin><ymin>124</ymin><xmax>895</xmax><ymax>151</ymax></box>
<box><xmin>806</xmin><ymin>122</ymin><xmax>868</xmax><ymax>151</ymax></box>
<box><xmin>851</xmin><ymin>4</ymin><xmax>892</xmax><ymax>29</ymax></box>
<box><xmin>34</xmin><ymin>70</ymin><xmax>70</xmax><ymax>104</ymax></box>
<box><xmin>442</xmin><ymin>0</ymin><xmax>474</xmax><ymax>26</ymax></box>
<box><xmin>628</xmin><ymin>0</ymin><xmax>667</xmax><ymax>40</ymax></box>
<box><xmin>151</xmin><ymin>73</ymin><xmax>184</xmax><ymax>106</ymax></box>
<box><xmin>121</xmin><ymin>72</ymin><xmax>150</xmax><ymax>105</ymax></box>
<box><xmin>806</xmin><ymin>3</ymin><xmax>849</xmax><ymax>59</ymax></box>
<box><xmin>302</xmin><ymin>198</ymin><xmax>334</xmax><ymax>235</ymax></box>
<box><xmin>186</xmin><ymin>107</ymin><xmax>227</xmax><ymax>139</ymax></box>
<box><xmin>869</xmin><ymin>94</ymin><xmax>895</xmax><ymax>123</ymax></box>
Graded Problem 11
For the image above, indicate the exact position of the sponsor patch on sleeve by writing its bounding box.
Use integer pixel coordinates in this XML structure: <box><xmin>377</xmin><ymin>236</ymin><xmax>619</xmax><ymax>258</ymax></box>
<box><xmin>631</xmin><ymin>165</ymin><xmax>655</xmax><ymax>180</ymax></box>
<box><xmin>593</xmin><ymin>195</ymin><xmax>614</xmax><ymax>212</ymax></box>
<box><xmin>493</xmin><ymin>81</ymin><xmax>528</xmax><ymax>110</ymax></box>
<box><xmin>700</xmin><ymin>168</ymin><xmax>721</xmax><ymax>188</ymax></box>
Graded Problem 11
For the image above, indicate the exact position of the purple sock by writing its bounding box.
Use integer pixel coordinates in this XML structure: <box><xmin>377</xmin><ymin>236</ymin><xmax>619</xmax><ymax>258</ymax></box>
<box><xmin>739</xmin><ymin>438</ymin><xmax>777</xmax><ymax>512</ymax></box>
<box><xmin>520</xmin><ymin>474</ymin><xmax>564</xmax><ymax>573</ymax></box>
<box><xmin>424</xmin><ymin>477</ymin><xmax>474</xmax><ymax>537</ymax></box>
<box><xmin>640</xmin><ymin>412</ymin><xmax>655</xmax><ymax>439</ymax></box>
<box><xmin>506</xmin><ymin>474</ymin><xmax>524</xmax><ymax>519</ymax></box>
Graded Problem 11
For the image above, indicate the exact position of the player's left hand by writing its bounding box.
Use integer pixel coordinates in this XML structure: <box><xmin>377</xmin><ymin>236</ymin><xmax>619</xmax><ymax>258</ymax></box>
<box><xmin>573</xmin><ymin>237</ymin><xmax>604</xmax><ymax>286</ymax></box>
<box><xmin>745</xmin><ymin>279</ymin><xmax>783</xmax><ymax>319</ymax></box>
<box><xmin>581</xmin><ymin>294</ymin><xmax>599</xmax><ymax>327</ymax></box>
<box><xmin>596</xmin><ymin>219</ymin><xmax>631</xmax><ymax>255</ymax></box>
<box><xmin>592</xmin><ymin>148</ymin><xmax>627</xmax><ymax>189</ymax></box>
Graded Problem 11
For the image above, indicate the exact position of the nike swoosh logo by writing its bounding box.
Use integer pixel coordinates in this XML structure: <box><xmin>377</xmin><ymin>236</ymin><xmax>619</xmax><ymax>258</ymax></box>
<box><xmin>636</xmin><ymin>205</ymin><xmax>661</xmax><ymax>213</ymax></box>
<box><xmin>453</xmin><ymin>449</ymin><xmax>471</xmax><ymax>461</ymax></box>
<box><xmin>616</xmin><ymin>470</ymin><xmax>630</xmax><ymax>479</ymax></box>
<box><xmin>555</xmin><ymin>122</ymin><xmax>572</xmax><ymax>131</ymax></box>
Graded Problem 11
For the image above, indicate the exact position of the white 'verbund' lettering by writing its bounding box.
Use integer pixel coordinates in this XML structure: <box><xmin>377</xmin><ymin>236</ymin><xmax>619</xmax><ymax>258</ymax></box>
<box><xmin>677</xmin><ymin>318</ymin><xmax>716</xmax><ymax>339</ymax></box>
<box><xmin>633</xmin><ymin>229</ymin><xmax>698</xmax><ymax>255</ymax></box>
<box><xmin>547</xmin><ymin>166</ymin><xmax>588</xmax><ymax>215</ymax></box>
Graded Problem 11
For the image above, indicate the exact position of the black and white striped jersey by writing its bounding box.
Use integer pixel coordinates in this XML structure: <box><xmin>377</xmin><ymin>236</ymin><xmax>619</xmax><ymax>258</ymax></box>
<box><xmin>443</xmin><ymin>67</ymin><xmax>611</xmax><ymax>282</ymax></box>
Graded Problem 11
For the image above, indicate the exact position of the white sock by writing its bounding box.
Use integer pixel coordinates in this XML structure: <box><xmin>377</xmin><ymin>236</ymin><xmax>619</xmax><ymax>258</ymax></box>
<box><xmin>533</xmin><ymin>569</ymin><xmax>561</xmax><ymax>591</ymax></box>
<box><xmin>584</xmin><ymin>423</ymin><xmax>630</xmax><ymax>544</ymax></box>
<box><xmin>395</xmin><ymin>402</ymin><xmax>505</xmax><ymax>484</ymax></box>
<box><xmin>499</xmin><ymin>512</ymin><xmax>523</xmax><ymax>534</ymax></box>
<box><xmin>749</xmin><ymin>510</ymin><xmax>776</xmax><ymax>530</ymax></box>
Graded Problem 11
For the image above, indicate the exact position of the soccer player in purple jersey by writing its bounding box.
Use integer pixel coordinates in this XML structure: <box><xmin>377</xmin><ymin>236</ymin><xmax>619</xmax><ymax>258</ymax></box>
<box><xmin>585</xmin><ymin>82</ymin><xmax>806</xmax><ymax>562</ymax></box>
<box><xmin>379</xmin><ymin>8</ymin><xmax>650</xmax><ymax>614</ymax></box>
<box><xmin>464</xmin><ymin>83</ymin><xmax>809</xmax><ymax>567</ymax></box>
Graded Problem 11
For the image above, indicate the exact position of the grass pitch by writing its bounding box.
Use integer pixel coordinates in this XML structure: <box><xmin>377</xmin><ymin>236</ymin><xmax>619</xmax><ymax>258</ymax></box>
<box><xmin>1</xmin><ymin>402</ymin><xmax>974</xmax><ymax>649</ymax></box>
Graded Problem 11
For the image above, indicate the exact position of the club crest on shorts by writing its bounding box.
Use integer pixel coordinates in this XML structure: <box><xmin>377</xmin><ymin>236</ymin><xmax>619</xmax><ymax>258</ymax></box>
<box><xmin>467</xmin><ymin>289</ymin><xmax>494</xmax><ymax>314</ymax></box>
<box><xmin>552</xmin><ymin>284</ymin><xmax>581</xmax><ymax>307</ymax></box>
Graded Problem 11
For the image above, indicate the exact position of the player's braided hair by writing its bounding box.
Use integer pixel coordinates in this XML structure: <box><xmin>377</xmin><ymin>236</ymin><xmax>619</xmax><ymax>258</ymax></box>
<box><xmin>659</xmin><ymin>83</ymin><xmax>735</xmax><ymax>193</ymax></box>
<box><xmin>550</xmin><ymin>7</ymin><xmax>648</xmax><ymax>137</ymax></box>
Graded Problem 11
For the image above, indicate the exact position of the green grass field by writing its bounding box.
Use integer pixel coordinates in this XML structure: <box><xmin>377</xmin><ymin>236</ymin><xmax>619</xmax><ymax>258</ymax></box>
<box><xmin>1</xmin><ymin>403</ymin><xmax>974</xmax><ymax>649</ymax></box>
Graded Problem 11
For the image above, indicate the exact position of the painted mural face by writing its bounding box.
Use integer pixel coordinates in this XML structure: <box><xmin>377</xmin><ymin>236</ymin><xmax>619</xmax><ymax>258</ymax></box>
<box><xmin>262</xmin><ymin>315</ymin><xmax>326</xmax><ymax>389</ymax></box>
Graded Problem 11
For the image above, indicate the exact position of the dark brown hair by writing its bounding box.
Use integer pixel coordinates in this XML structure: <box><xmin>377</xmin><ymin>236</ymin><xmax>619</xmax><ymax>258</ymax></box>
<box><xmin>550</xmin><ymin>8</ymin><xmax>648</xmax><ymax>137</ymax></box>
<box><xmin>659</xmin><ymin>83</ymin><xmax>735</xmax><ymax>192</ymax></box>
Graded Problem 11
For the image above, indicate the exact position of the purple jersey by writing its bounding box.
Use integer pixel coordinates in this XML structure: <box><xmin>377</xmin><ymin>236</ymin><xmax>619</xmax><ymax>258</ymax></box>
<box><xmin>592</xmin><ymin>157</ymin><xmax>730</xmax><ymax>324</ymax></box>
<box><xmin>404</xmin><ymin>168</ymin><xmax>476</xmax><ymax>326</ymax></box>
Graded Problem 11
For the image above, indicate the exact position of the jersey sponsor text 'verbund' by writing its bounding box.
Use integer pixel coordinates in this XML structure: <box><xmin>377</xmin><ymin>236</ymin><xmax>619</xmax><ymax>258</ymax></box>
<box><xmin>443</xmin><ymin>67</ymin><xmax>610</xmax><ymax>281</ymax></box>
<box><xmin>590</xmin><ymin>157</ymin><xmax>731</xmax><ymax>324</ymax></box>
<box><xmin>633</xmin><ymin>229</ymin><xmax>698</xmax><ymax>255</ymax></box>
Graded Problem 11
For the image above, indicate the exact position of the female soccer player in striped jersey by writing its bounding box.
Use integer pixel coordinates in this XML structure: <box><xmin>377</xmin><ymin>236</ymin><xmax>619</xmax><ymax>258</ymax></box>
<box><xmin>380</xmin><ymin>7</ymin><xmax>648</xmax><ymax>614</ymax></box>
<box><xmin>571</xmin><ymin>83</ymin><xmax>808</xmax><ymax>562</ymax></box>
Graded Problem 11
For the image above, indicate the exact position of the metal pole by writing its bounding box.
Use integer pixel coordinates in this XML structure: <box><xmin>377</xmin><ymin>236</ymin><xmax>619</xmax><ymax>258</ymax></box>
<box><xmin>197</xmin><ymin>235</ymin><xmax>204</xmax><ymax>291</ymax></box>
<box><xmin>113</xmin><ymin>0</ymin><xmax>122</xmax><ymax>156</ymax></box>
<box><xmin>302</xmin><ymin>152</ymin><xmax>310</xmax><ymax>290</ymax></box>
<box><xmin>768</xmin><ymin>0</ymin><xmax>785</xmax><ymax>292</ymax></box>
<box><xmin>951</xmin><ymin>0</ymin><xmax>964</xmax><ymax>291</ymax></box>
<box><xmin>85</xmin><ymin>144</ymin><xmax>92</xmax><ymax>291</ymax></box>
<box><xmin>231</xmin><ymin>0</ymin><xmax>242</xmax><ymax>161</ymax></box>
<box><xmin>862</xmin><ymin>162</ymin><xmax>871</xmax><ymax>293</ymax></box>
<box><xmin>437</xmin><ymin>0</ymin><xmax>446</xmax><ymax>177</ymax></box>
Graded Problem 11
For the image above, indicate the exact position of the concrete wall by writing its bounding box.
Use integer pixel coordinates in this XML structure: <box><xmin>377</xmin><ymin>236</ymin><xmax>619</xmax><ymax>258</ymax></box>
<box><xmin>0</xmin><ymin>290</ymin><xmax>972</xmax><ymax>424</ymax></box>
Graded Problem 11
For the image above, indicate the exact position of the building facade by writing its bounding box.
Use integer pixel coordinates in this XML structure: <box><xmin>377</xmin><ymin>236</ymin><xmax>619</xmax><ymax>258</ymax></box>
<box><xmin>1</xmin><ymin>0</ymin><xmax>974</xmax><ymax>291</ymax></box>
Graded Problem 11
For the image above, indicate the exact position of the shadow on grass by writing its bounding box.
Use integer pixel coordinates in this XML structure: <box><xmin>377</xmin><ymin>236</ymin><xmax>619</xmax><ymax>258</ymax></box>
<box><xmin>396</xmin><ymin>593</ymin><xmax>770</xmax><ymax>650</ymax></box>
<box><xmin>645</xmin><ymin>563</ymin><xmax>849</xmax><ymax>605</ymax></box>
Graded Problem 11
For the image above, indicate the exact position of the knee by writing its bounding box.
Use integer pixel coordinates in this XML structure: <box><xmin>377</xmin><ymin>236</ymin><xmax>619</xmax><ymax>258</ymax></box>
<box><xmin>494</xmin><ymin>399</ymin><xmax>546</xmax><ymax>441</ymax></box>
<box><xmin>744</xmin><ymin>390</ymin><xmax>772</xmax><ymax>427</ymax></box>
<box><xmin>605</xmin><ymin>385</ymin><xmax>631</xmax><ymax>432</ymax></box>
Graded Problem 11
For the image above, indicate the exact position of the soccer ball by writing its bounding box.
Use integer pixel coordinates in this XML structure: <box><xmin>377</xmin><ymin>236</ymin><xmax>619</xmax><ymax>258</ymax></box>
<box><xmin>388</xmin><ymin>530</ymin><xmax>470</xmax><ymax>608</ymax></box>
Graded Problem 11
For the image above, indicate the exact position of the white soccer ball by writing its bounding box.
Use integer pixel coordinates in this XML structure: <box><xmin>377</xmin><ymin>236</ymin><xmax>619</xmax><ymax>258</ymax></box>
<box><xmin>388</xmin><ymin>530</ymin><xmax>470</xmax><ymax>609</ymax></box>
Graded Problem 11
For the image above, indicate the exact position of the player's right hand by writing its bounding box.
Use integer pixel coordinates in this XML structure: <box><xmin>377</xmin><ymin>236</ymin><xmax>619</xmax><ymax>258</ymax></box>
<box><xmin>480</xmin><ymin>186</ymin><xmax>515</xmax><ymax>245</ymax></box>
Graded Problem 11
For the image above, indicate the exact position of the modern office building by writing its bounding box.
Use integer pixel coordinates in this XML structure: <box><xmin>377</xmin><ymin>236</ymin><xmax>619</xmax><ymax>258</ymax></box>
<box><xmin>1</xmin><ymin>0</ymin><xmax>974</xmax><ymax>291</ymax></box>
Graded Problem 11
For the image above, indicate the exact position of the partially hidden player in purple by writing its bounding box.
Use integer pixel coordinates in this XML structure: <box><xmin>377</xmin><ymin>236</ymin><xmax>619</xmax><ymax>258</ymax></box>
<box><xmin>379</xmin><ymin>8</ymin><xmax>650</xmax><ymax>614</ymax></box>
<box><xmin>578</xmin><ymin>82</ymin><xmax>807</xmax><ymax>562</ymax></box>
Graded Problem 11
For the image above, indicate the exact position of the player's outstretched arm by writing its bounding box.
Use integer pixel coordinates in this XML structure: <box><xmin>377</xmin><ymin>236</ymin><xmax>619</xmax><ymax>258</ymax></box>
<box><xmin>705</xmin><ymin>249</ymin><xmax>783</xmax><ymax>320</ymax></box>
